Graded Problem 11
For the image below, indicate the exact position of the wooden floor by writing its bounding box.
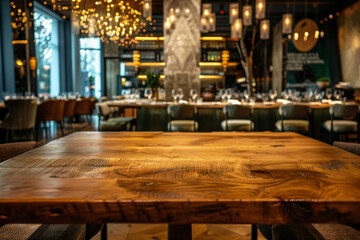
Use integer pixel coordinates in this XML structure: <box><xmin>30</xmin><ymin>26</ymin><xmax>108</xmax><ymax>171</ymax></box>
<box><xmin>91</xmin><ymin>224</ymin><xmax>266</xmax><ymax>240</ymax></box>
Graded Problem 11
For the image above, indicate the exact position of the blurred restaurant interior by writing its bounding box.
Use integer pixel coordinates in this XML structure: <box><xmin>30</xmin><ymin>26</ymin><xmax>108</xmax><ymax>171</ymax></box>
<box><xmin>0</xmin><ymin>0</ymin><xmax>360</xmax><ymax>239</ymax></box>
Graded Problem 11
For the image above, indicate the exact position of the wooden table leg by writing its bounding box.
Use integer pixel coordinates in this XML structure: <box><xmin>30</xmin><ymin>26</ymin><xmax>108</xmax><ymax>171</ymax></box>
<box><xmin>168</xmin><ymin>224</ymin><xmax>192</xmax><ymax>240</ymax></box>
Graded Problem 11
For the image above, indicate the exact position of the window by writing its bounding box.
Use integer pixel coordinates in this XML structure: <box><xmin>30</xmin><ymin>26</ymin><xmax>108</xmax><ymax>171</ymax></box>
<box><xmin>34</xmin><ymin>9</ymin><xmax>60</xmax><ymax>97</ymax></box>
<box><xmin>80</xmin><ymin>38</ymin><xmax>102</xmax><ymax>98</ymax></box>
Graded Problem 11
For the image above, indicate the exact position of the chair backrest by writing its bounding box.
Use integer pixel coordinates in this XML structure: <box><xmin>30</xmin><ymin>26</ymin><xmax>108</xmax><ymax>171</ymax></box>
<box><xmin>279</xmin><ymin>104</ymin><xmax>309</xmax><ymax>120</ymax></box>
<box><xmin>223</xmin><ymin>105</ymin><xmax>252</xmax><ymax>119</ymax></box>
<box><xmin>90</xmin><ymin>98</ymin><xmax>98</xmax><ymax>111</ymax></box>
<box><xmin>167</xmin><ymin>104</ymin><xmax>196</xmax><ymax>120</ymax></box>
<box><xmin>75</xmin><ymin>98</ymin><xmax>91</xmax><ymax>115</ymax></box>
<box><xmin>4</xmin><ymin>99</ymin><xmax>37</xmax><ymax>130</ymax></box>
<box><xmin>330</xmin><ymin>104</ymin><xmax>358</xmax><ymax>119</ymax></box>
<box><xmin>63</xmin><ymin>99</ymin><xmax>76</xmax><ymax>118</ymax></box>
<box><xmin>96</xmin><ymin>103</ymin><xmax>111</xmax><ymax>119</ymax></box>
<box><xmin>37</xmin><ymin>100</ymin><xmax>54</xmax><ymax>122</ymax></box>
<box><xmin>100</xmin><ymin>96</ymin><xmax>108</xmax><ymax>102</ymax></box>
<box><xmin>0</xmin><ymin>141</ymin><xmax>36</xmax><ymax>163</ymax></box>
<box><xmin>51</xmin><ymin>99</ymin><xmax>65</xmax><ymax>121</ymax></box>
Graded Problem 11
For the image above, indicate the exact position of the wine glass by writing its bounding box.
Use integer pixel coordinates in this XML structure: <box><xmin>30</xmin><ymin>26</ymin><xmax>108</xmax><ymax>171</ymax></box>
<box><xmin>269</xmin><ymin>90</ymin><xmax>277</xmax><ymax>101</ymax></box>
<box><xmin>333</xmin><ymin>89</ymin><xmax>341</xmax><ymax>100</ymax></box>
<box><xmin>225</xmin><ymin>88</ymin><xmax>232</xmax><ymax>101</ymax></box>
<box><xmin>326</xmin><ymin>88</ymin><xmax>332</xmax><ymax>100</ymax></box>
<box><xmin>190</xmin><ymin>89</ymin><xmax>198</xmax><ymax>103</ymax></box>
<box><xmin>243</xmin><ymin>90</ymin><xmax>249</xmax><ymax>102</ymax></box>
<box><xmin>172</xmin><ymin>89</ymin><xmax>180</xmax><ymax>102</ymax></box>
<box><xmin>178</xmin><ymin>88</ymin><xmax>184</xmax><ymax>100</ymax></box>
<box><xmin>144</xmin><ymin>88</ymin><xmax>153</xmax><ymax>100</ymax></box>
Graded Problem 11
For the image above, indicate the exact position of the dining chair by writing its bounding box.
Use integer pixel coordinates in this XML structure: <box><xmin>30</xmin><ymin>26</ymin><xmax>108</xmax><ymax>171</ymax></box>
<box><xmin>96</xmin><ymin>102</ymin><xmax>135</xmax><ymax>131</ymax></box>
<box><xmin>75</xmin><ymin>98</ymin><xmax>91</xmax><ymax>123</ymax></box>
<box><xmin>323</xmin><ymin>104</ymin><xmax>359</xmax><ymax>143</ymax></box>
<box><xmin>36</xmin><ymin>100</ymin><xmax>54</xmax><ymax>139</ymax></box>
<box><xmin>167</xmin><ymin>104</ymin><xmax>198</xmax><ymax>132</ymax></box>
<box><xmin>0</xmin><ymin>98</ymin><xmax>37</xmax><ymax>142</ymax></box>
<box><xmin>50</xmin><ymin>99</ymin><xmax>66</xmax><ymax>136</ymax></box>
<box><xmin>63</xmin><ymin>99</ymin><xmax>77</xmax><ymax>129</ymax></box>
<box><xmin>275</xmin><ymin>104</ymin><xmax>310</xmax><ymax>135</ymax></box>
<box><xmin>221</xmin><ymin>105</ymin><xmax>253</xmax><ymax>131</ymax></box>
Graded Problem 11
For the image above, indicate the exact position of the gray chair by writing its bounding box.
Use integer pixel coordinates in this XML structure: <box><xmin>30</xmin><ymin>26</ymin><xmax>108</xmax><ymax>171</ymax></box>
<box><xmin>96</xmin><ymin>102</ymin><xmax>135</xmax><ymax>131</ymax></box>
<box><xmin>168</xmin><ymin>104</ymin><xmax>198</xmax><ymax>132</ymax></box>
<box><xmin>221</xmin><ymin>105</ymin><xmax>253</xmax><ymax>131</ymax></box>
<box><xmin>323</xmin><ymin>104</ymin><xmax>359</xmax><ymax>143</ymax></box>
<box><xmin>275</xmin><ymin>104</ymin><xmax>310</xmax><ymax>134</ymax></box>
<box><xmin>0</xmin><ymin>98</ymin><xmax>37</xmax><ymax>142</ymax></box>
<box><xmin>333</xmin><ymin>141</ymin><xmax>360</xmax><ymax>156</ymax></box>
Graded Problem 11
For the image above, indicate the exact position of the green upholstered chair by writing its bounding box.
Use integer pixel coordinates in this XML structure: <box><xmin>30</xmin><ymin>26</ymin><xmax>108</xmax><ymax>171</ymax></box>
<box><xmin>167</xmin><ymin>104</ymin><xmax>198</xmax><ymax>132</ymax></box>
<box><xmin>323</xmin><ymin>104</ymin><xmax>359</xmax><ymax>143</ymax></box>
<box><xmin>0</xmin><ymin>98</ymin><xmax>37</xmax><ymax>142</ymax></box>
<box><xmin>96</xmin><ymin>102</ymin><xmax>135</xmax><ymax>131</ymax></box>
<box><xmin>275</xmin><ymin>104</ymin><xmax>310</xmax><ymax>134</ymax></box>
<box><xmin>221</xmin><ymin>105</ymin><xmax>253</xmax><ymax>131</ymax></box>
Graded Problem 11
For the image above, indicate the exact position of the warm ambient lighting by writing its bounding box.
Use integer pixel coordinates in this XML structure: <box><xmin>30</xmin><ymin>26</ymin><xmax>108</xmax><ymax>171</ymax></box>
<box><xmin>201</xmin><ymin>37</ymin><xmax>225</xmax><ymax>41</ymax></box>
<box><xmin>12</xmin><ymin>40</ymin><xmax>28</xmax><ymax>44</ymax></box>
<box><xmin>200</xmin><ymin>16</ymin><xmax>208</xmax><ymax>33</ymax></box>
<box><xmin>208</xmin><ymin>13</ymin><xmax>216</xmax><ymax>32</ymax></box>
<box><xmin>294</xmin><ymin>32</ymin><xmax>299</xmax><ymax>40</ymax></box>
<box><xmin>229</xmin><ymin>3</ymin><xmax>239</xmax><ymax>24</ymax></box>
<box><xmin>243</xmin><ymin>5</ymin><xmax>252</xmax><ymax>26</ymax></box>
<box><xmin>231</xmin><ymin>18</ymin><xmax>242</xmax><ymax>39</ymax></box>
<box><xmin>255</xmin><ymin>0</ymin><xmax>266</xmax><ymax>19</ymax></box>
<box><xmin>72</xmin><ymin>0</ymin><xmax>153</xmax><ymax>46</ymax></box>
<box><xmin>143</xmin><ymin>0</ymin><xmax>152</xmax><ymax>19</ymax></box>
<box><xmin>202</xmin><ymin>3</ymin><xmax>211</xmax><ymax>17</ymax></box>
<box><xmin>29</xmin><ymin>57</ymin><xmax>37</xmax><ymax>71</ymax></box>
<box><xmin>282</xmin><ymin>13</ymin><xmax>293</xmax><ymax>34</ymax></box>
<box><xmin>16</xmin><ymin>60</ymin><xmax>24</xmax><ymax>66</ymax></box>
<box><xmin>314</xmin><ymin>30</ymin><xmax>319</xmax><ymax>39</ymax></box>
<box><xmin>260</xmin><ymin>20</ymin><xmax>270</xmax><ymax>40</ymax></box>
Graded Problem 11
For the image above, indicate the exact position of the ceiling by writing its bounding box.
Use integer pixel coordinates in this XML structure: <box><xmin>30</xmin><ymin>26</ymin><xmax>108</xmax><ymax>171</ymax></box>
<box><xmin>35</xmin><ymin>0</ymin><xmax>359</xmax><ymax>37</ymax></box>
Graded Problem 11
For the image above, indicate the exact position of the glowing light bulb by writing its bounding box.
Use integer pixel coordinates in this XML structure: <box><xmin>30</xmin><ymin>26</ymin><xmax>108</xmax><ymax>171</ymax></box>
<box><xmin>245</xmin><ymin>10</ymin><xmax>249</xmax><ymax>17</ymax></box>
<box><xmin>258</xmin><ymin>3</ymin><xmax>263</xmax><ymax>9</ymax></box>
<box><xmin>294</xmin><ymin>32</ymin><xmax>299</xmax><ymax>40</ymax></box>
<box><xmin>285</xmin><ymin>18</ymin><xmax>289</xmax><ymax>25</ymax></box>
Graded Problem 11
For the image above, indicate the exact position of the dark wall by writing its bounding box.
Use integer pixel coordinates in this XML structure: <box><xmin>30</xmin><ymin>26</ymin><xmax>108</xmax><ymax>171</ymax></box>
<box><xmin>59</xmin><ymin>20</ymin><xmax>73</xmax><ymax>93</ymax></box>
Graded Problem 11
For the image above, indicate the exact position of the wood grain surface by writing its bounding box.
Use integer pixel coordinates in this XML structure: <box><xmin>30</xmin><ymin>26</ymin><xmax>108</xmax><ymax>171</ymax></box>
<box><xmin>0</xmin><ymin>132</ymin><xmax>359</xmax><ymax>225</ymax></box>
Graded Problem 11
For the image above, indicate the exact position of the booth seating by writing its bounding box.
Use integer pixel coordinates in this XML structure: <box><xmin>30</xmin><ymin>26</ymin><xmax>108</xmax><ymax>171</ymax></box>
<box><xmin>96</xmin><ymin>102</ymin><xmax>135</xmax><ymax>131</ymax></box>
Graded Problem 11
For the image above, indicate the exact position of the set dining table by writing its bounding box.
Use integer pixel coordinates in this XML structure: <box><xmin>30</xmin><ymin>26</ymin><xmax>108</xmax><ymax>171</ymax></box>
<box><xmin>0</xmin><ymin>131</ymin><xmax>359</xmax><ymax>240</ymax></box>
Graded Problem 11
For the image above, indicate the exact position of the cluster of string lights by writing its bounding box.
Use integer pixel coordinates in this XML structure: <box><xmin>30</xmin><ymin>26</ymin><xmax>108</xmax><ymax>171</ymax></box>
<box><xmin>71</xmin><ymin>0</ymin><xmax>154</xmax><ymax>46</ymax></box>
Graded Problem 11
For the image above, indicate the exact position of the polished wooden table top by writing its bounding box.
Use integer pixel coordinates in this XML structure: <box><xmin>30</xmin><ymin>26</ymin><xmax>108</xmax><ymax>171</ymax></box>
<box><xmin>0</xmin><ymin>132</ymin><xmax>359</xmax><ymax>225</ymax></box>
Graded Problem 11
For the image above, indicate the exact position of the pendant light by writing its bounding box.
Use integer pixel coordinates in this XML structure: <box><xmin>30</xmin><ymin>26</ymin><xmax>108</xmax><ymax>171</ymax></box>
<box><xmin>255</xmin><ymin>0</ymin><xmax>266</xmax><ymax>19</ymax></box>
<box><xmin>282</xmin><ymin>13</ymin><xmax>293</xmax><ymax>34</ymax></box>
<box><xmin>260</xmin><ymin>20</ymin><xmax>270</xmax><ymax>39</ymax></box>
<box><xmin>229</xmin><ymin>3</ymin><xmax>239</xmax><ymax>24</ymax></box>
<box><xmin>243</xmin><ymin>5</ymin><xmax>252</xmax><ymax>26</ymax></box>
<box><xmin>231</xmin><ymin>18</ymin><xmax>242</xmax><ymax>38</ymax></box>
<box><xmin>143</xmin><ymin>0</ymin><xmax>152</xmax><ymax>19</ymax></box>
<box><xmin>208</xmin><ymin>13</ymin><xmax>216</xmax><ymax>32</ymax></box>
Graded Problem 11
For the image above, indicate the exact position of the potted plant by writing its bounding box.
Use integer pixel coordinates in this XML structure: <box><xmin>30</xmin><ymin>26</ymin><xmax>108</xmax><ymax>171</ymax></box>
<box><xmin>145</xmin><ymin>69</ymin><xmax>161</xmax><ymax>100</ymax></box>
<box><xmin>316</xmin><ymin>77</ymin><xmax>330</xmax><ymax>88</ymax></box>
